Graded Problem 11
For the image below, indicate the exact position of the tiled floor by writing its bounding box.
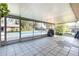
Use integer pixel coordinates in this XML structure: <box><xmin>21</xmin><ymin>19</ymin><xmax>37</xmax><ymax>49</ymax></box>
<box><xmin>0</xmin><ymin>35</ymin><xmax>79</xmax><ymax>56</ymax></box>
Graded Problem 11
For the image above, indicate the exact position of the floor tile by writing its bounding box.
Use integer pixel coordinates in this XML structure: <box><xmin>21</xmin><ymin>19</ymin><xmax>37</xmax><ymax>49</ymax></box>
<box><xmin>0</xmin><ymin>36</ymin><xmax>79</xmax><ymax>56</ymax></box>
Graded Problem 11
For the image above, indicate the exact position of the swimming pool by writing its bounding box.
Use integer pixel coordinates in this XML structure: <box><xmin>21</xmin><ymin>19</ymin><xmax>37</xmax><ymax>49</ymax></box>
<box><xmin>1</xmin><ymin>31</ymin><xmax>47</xmax><ymax>41</ymax></box>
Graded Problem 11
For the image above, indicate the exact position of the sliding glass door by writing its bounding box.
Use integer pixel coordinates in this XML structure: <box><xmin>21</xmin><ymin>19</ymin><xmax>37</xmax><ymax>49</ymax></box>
<box><xmin>0</xmin><ymin>16</ymin><xmax>53</xmax><ymax>45</ymax></box>
<box><xmin>21</xmin><ymin>20</ymin><xmax>33</xmax><ymax>39</ymax></box>
<box><xmin>6</xmin><ymin>18</ymin><xmax>20</xmax><ymax>41</ymax></box>
<box><xmin>33</xmin><ymin>22</ymin><xmax>42</xmax><ymax>38</ymax></box>
<box><xmin>42</xmin><ymin>23</ymin><xmax>52</xmax><ymax>35</ymax></box>
<box><xmin>42</xmin><ymin>23</ymin><xmax>47</xmax><ymax>35</ymax></box>
<box><xmin>1</xmin><ymin>17</ymin><xmax>5</xmax><ymax>42</ymax></box>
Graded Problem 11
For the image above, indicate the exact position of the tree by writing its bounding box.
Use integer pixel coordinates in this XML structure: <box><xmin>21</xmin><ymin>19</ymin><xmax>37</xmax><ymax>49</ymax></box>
<box><xmin>55</xmin><ymin>24</ymin><xmax>71</xmax><ymax>35</ymax></box>
<box><xmin>0</xmin><ymin>3</ymin><xmax>9</xmax><ymax>18</ymax></box>
<box><xmin>0</xmin><ymin>3</ymin><xmax>10</xmax><ymax>44</ymax></box>
<box><xmin>55</xmin><ymin>24</ymin><xmax>64</xmax><ymax>35</ymax></box>
<box><xmin>21</xmin><ymin>20</ymin><xmax>33</xmax><ymax>31</ymax></box>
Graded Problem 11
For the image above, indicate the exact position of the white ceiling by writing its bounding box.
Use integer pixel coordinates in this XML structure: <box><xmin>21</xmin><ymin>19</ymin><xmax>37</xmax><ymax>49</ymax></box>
<box><xmin>8</xmin><ymin>3</ymin><xmax>76</xmax><ymax>23</ymax></box>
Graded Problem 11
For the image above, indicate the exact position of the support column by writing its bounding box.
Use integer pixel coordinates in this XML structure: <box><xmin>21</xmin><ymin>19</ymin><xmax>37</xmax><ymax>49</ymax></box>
<box><xmin>0</xmin><ymin>17</ymin><xmax>1</xmax><ymax>46</ymax></box>
<box><xmin>4</xmin><ymin>17</ymin><xmax>7</xmax><ymax>45</ymax></box>
<box><xmin>19</xmin><ymin>18</ymin><xmax>21</xmax><ymax>41</ymax></box>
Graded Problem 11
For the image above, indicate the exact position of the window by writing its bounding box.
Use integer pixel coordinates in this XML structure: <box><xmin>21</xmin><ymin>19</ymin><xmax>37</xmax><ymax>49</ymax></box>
<box><xmin>1</xmin><ymin>17</ymin><xmax>5</xmax><ymax>41</ymax></box>
<box><xmin>0</xmin><ymin>16</ymin><xmax>54</xmax><ymax>45</ymax></box>
<box><xmin>6</xmin><ymin>18</ymin><xmax>20</xmax><ymax>41</ymax></box>
<box><xmin>42</xmin><ymin>23</ymin><xmax>52</xmax><ymax>34</ymax></box>
<box><xmin>41</xmin><ymin>23</ymin><xmax>47</xmax><ymax>35</ymax></box>
<box><xmin>21</xmin><ymin>20</ymin><xmax>33</xmax><ymax>38</ymax></box>
<box><xmin>33</xmin><ymin>22</ymin><xmax>42</xmax><ymax>37</ymax></box>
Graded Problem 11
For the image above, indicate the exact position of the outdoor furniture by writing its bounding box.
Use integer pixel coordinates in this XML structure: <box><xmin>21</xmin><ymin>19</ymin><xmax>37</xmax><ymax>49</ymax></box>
<box><xmin>47</xmin><ymin>29</ymin><xmax>54</xmax><ymax>37</ymax></box>
<box><xmin>74</xmin><ymin>31</ymin><xmax>79</xmax><ymax>39</ymax></box>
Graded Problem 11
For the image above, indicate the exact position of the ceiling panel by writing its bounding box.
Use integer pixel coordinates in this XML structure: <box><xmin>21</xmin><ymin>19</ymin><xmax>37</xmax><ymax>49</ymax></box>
<box><xmin>70</xmin><ymin>3</ymin><xmax>79</xmax><ymax>20</ymax></box>
<box><xmin>8</xmin><ymin>3</ymin><xmax>76</xmax><ymax>23</ymax></box>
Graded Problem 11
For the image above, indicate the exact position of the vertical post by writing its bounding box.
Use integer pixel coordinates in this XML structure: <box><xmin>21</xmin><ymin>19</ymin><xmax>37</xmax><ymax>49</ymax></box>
<box><xmin>19</xmin><ymin>18</ymin><xmax>21</xmax><ymax>41</ymax></box>
<box><xmin>4</xmin><ymin>17</ymin><xmax>7</xmax><ymax>44</ymax></box>
<box><xmin>75</xmin><ymin>21</ymin><xmax>77</xmax><ymax>33</ymax></box>
<box><xmin>54</xmin><ymin>24</ymin><xmax>56</xmax><ymax>35</ymax></box>
<box><xmin>41</xmin><ymin>22</ymin><xmax>42</xmax><ymax>37</ymax></box>
<box><xmin>19</xmin><ymin>4</ymin><xmax>21</xmax><ymax>42</ymax></box>
<box><xmin>33</xmin><ymin>21</ymin><xmax>34</xmax><ymax>39</ymax></box>
<box><xmin>0</xmin><ymin>17</ymin><xmax>1</xmax><ymax>46</ymax></box>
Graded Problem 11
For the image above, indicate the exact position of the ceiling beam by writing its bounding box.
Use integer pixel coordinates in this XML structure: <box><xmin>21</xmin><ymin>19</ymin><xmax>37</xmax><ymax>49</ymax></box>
<box><xmin>70</xmin><ymin>3</ymin><xmax>79</xmax><ymax>22</ymax></box>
